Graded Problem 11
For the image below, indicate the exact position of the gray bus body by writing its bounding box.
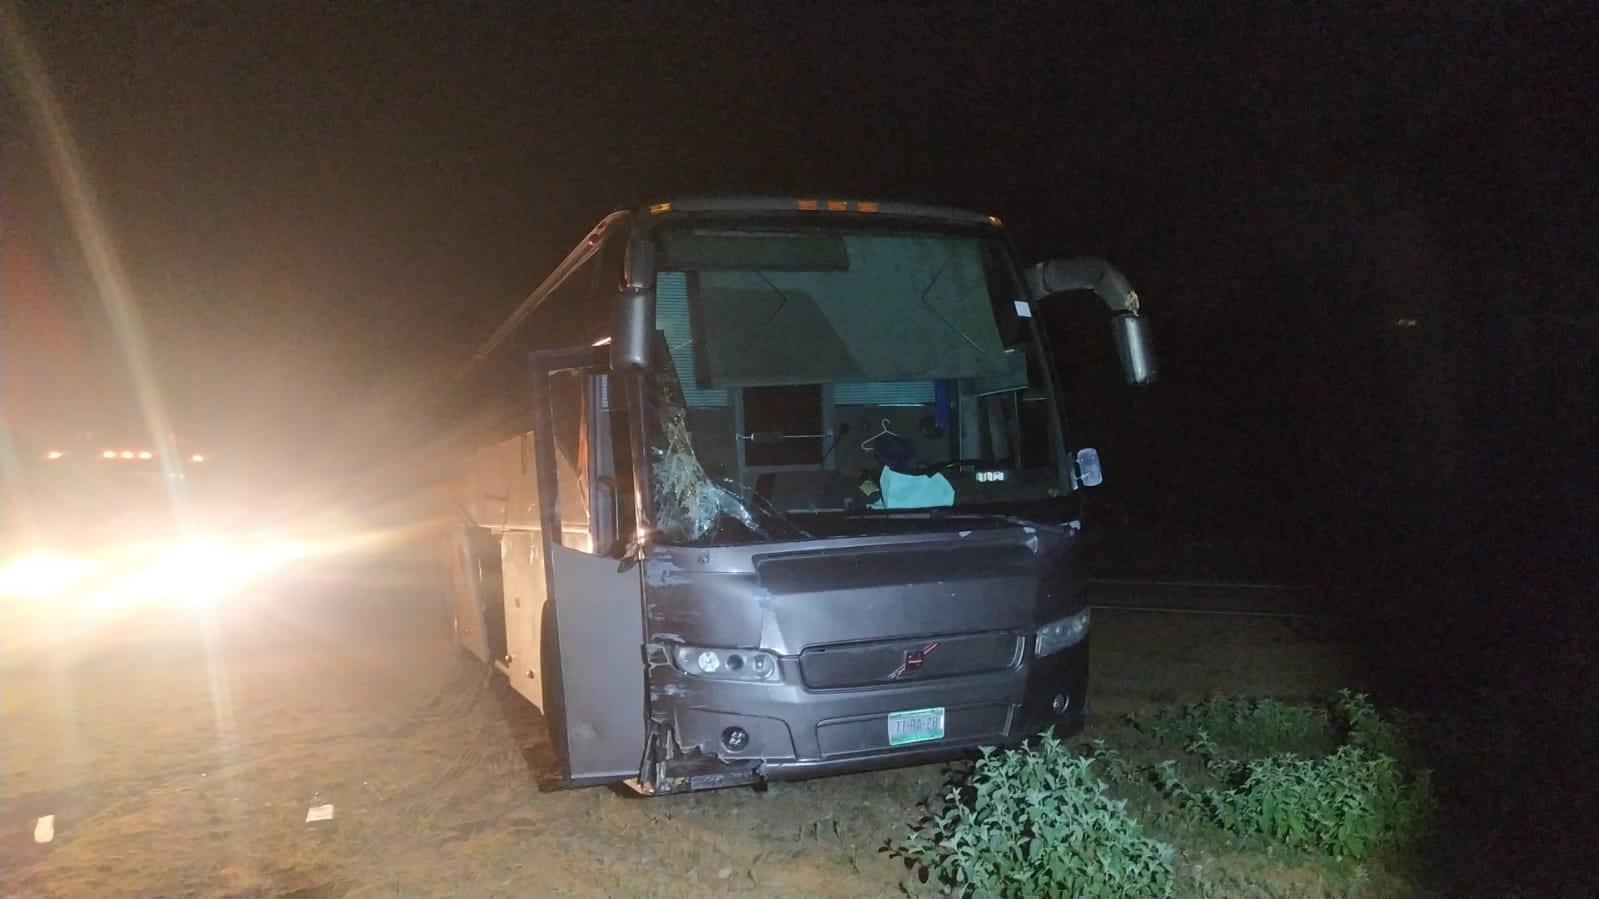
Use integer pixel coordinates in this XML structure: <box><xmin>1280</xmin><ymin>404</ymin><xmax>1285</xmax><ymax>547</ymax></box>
<box><xmin>448</xmin><ymin>197</ymin><xmax>1154</xmax><ymax>793</ymax></box>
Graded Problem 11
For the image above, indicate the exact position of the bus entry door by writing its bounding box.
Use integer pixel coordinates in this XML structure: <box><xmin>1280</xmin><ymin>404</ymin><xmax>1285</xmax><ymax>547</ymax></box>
<box><xmin>529</xmin><ymin>351</ymin><xmax>647</xmax><ymax>787</ymax></box>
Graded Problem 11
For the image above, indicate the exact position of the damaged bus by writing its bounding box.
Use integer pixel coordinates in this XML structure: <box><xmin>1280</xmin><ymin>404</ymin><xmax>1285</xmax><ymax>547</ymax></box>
<box><xmin>448</xmin><ymin>196</ymin><xmax>1156</xmax><ymax>794</ymax></box>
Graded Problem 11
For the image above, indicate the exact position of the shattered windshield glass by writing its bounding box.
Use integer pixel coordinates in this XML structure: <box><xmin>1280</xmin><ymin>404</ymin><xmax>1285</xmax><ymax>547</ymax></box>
<box><xmin>645</xmin><ymin>222</ymin><xmax>1065</xmax><ymax>545</ymax></box>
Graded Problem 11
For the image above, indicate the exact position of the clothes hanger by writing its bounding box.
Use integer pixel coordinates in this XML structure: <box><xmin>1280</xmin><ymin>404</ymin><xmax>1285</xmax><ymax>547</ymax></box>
<box><xmin>861</xmin><ymin>418</ymin><xmax>899</xmax><ymax>451</ymax></box>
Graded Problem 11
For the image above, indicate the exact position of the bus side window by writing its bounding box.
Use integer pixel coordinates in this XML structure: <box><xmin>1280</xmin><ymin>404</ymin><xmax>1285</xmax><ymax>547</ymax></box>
<box><xmin>546</xmin><ymin>370</ymin><xmax>591</xmax><ymax>549</ymax></box>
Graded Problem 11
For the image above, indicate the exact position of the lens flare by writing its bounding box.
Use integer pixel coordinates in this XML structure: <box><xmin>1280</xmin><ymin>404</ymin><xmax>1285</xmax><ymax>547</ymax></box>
<box><xmin>0</xmin><ymin>553</ymin><xmax>96</xmax><ymax>600</ymax></box>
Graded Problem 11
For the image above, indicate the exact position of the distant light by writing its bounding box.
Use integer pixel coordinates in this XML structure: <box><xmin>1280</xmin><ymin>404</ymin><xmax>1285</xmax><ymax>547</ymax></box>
<box><xmin>137</xmin><ymin>451</ymin><xmax>153</xmax><ymax>460</ymax></box>
<box><xmin>825</xmin><ymin>200</ymin><xmax>849</xmax><ymax>212</ymax></box>
<box><xmin>119</xmin><ymin>450</ymin><xmax>135</xmax><ymax>459</ymax></box>
<box><xmin>190</xmin><ymin>454</ymin><xmax>206</xmax><ymax>463</ymax></box>
<box><xmin>102</xmin><ymin>450</ymin><xmax>117</xmax><ymax>459</ymax></box>
<box><xmin>987</xmin><ymin>215</ymin><xmax>1004</xmax><ymax>227</ymax></box>
<box><xmin>857</xmin><ymin>201</ymin><xmax>880</xmax><ymax>213</ymax></box>
<box><xmin>45</xmin><ymin>450</ymin><xmax>65</xmax><ymax>460</ymax></box>
<box><xmin>1394</xmin><ymin>318</ymin><xmax>1420</xmax><ymax>328</ymax></box>
<box><xmin>591</xmin><ymin>336</ymin><xmax>612</xmax><ymax>347</ymax></box>
<box><xmin>795</xmin><ymin>199</ymin><xmax>820</xmax><ymax>211</ymax></box>
<box><xmin>976</xmin><ymin>470</ymin><xmax>1008</xmax><ymax>483</ymax></box>
<box><xmin>648</xmin><ymin>202</ymin><xmax>672</xmax><ymax>215</ymax></box>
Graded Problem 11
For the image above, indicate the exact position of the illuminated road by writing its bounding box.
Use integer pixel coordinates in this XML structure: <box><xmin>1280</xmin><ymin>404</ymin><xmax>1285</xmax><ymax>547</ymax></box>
<box><xmin>1</xmin><ymin>552</ymin><xmax>1355</xmax><ymax>896</ymax></box>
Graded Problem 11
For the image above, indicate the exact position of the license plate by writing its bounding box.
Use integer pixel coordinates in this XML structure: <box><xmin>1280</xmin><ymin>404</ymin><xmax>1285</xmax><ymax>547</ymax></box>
<box><xmin>887</xmin><ymin>707</ymin><xmax>946</xmax><ymax>746</ymax></box>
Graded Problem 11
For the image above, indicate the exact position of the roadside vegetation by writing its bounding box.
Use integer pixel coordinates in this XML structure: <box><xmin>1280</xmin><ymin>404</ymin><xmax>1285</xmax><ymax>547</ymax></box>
<box><xmin>892</xmin><ymin>690</ymin><xmax>1434</xmax><ymax>898</ymax></box>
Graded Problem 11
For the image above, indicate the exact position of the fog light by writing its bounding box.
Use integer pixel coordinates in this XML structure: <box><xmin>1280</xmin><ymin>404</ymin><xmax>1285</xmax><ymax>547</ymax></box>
<box><xmin>722</xmin><ymin>726</ymin><xmax>750</xmax><ymax>751</ymax></box>
<box><xmin>751</xmin><ymin>654</ymin><xmax>773</xmax><ymax>677</ymax></box>
<box><xmin>1052</xmin><ymin>693</ymin><xmax>1070</xmax><ymax>715</ymax></box>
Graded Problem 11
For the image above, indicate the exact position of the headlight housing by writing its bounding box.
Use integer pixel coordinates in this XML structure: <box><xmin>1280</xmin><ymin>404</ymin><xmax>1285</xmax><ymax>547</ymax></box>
<box><xmin>1035</xmin><ymin>608</ymin><xmax>1091</xmax><ymax>658</ymax></box>
<box><xmin>672</xmin><ymin>645</ymin><xmax>782</xmax><ymax>682</ymax></box>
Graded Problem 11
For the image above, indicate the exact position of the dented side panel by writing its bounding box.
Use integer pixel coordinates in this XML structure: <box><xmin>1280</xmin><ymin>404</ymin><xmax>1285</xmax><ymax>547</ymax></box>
<box><xmin>543</xmin><ymin>542</ymin><xmax>647</xmax><ymax>784</ymax></box>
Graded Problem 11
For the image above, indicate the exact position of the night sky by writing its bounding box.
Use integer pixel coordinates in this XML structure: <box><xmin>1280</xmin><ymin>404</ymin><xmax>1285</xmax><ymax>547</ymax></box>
<box><xmin>2</xmin><ymin>2</ymin><xmax>1590</xmax><ymax>528</ymax></box>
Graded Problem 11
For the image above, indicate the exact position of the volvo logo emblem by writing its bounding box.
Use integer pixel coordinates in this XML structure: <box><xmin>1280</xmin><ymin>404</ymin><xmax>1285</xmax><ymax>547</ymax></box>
<box><xmin>888</xmin><ymin>641</ymin><xmax>940</xmax><ymax>680</ymax></box>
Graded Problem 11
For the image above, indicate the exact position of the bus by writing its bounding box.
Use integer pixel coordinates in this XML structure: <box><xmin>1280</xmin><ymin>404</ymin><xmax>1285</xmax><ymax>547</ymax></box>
<box><xmin>447</xmin><ymin>196</ymin><xmax>1156</xmax><ymax>794</ymax></box>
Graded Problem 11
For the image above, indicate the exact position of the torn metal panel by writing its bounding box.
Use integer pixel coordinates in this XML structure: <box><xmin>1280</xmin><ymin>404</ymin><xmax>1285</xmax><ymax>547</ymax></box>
<box><xmin>636</xmin><ymin>516</ymin><xmax>1088</xmax><ymax>783</ymax></box>
<box><xmin>542</xmin><ymin>542</ymin><xmax>646</xmax><ymax>784</ymax></box>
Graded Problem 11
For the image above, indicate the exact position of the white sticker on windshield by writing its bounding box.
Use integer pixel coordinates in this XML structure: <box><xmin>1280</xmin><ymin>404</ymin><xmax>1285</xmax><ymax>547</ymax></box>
<box><xmin>1014</xmin><ymin>300</ymin><xmax>1033</xmax><ymax>318</ymax></box>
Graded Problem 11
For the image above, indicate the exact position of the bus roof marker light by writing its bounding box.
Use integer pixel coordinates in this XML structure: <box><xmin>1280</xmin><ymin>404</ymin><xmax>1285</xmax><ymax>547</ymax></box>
<box><xmin>795</xmin><ymin>199</ymin><xmax>820</xmax><ymax>211</ymax></box>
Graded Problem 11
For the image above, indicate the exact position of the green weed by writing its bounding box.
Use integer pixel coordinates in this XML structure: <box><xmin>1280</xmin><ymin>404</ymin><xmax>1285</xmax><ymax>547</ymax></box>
<box><xmin>892</xmin><ymin>729</ymin><xmax>1175</xmax><ymax>898</ymax></box>
<box><xmin>1143</xmin><ymin>695</ymin><xmax>1334</xmax><ymax>755</ymax></box>
<box><xmin>894</xmin><ymin>692</ymin><xmax>1431</xmax><ymax>896</ymax></box>
<box><xmin>1146</xmin><ymin>691</ymin><xmax>1433</xmax><ymax>860</ymax></box>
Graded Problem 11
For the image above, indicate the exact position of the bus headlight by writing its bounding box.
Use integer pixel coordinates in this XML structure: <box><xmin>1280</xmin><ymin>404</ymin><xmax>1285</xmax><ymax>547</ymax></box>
<box><xmin>1035</xmin><ymin>608</ymin><xmax>1091</xmax><ymax>658</ymax></box>
<box><xmin>672</xmin><ymin>645</ymin><xmax>781</xmax><ymax>682</ymax></box>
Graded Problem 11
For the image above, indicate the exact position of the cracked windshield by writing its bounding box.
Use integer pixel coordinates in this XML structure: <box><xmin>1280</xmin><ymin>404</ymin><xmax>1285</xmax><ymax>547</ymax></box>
<box><xmin>646</xmin><ymin>224</ymin><xmax>1066</xmax><ymax>543</ymax></box>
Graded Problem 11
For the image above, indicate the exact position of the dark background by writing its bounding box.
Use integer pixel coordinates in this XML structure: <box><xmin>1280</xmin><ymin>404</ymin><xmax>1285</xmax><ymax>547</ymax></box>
<box><xmin>5</xmin><ymin>2</ymin><xmax>1589</xmax><ymax>575</ymax></box>
<box><xmin>2</xmin><ymin>3</ymin><xmax>1594</xmax><ymax>888</ymax></box>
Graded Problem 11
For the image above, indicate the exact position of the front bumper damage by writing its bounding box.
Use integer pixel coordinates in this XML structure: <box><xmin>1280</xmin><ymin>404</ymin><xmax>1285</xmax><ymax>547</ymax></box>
<box><xmin>634</xmin><ymin>636</ymin><xmax>1089</xmax><ymax>794</ymax></box>
<box><xmin>630</xmin><ymin>522</ymin><xmax>1091</xmax><ymax>795</ymax></box>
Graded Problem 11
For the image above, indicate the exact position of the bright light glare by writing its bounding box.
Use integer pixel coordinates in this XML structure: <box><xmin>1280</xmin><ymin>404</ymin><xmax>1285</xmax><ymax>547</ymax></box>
<box><xmin>191</xmin><ymin>454</ymin><xmax>205</xmax><ymax>463</ymax></box>
<box><xmin>120</xmin><ymin>450</ymin><xmax>134</xmax><ymax>459</ymax></box>
<box><xmin>93</xmin><ymin>537</ymin><xmax>309</xmax><ymax>611</ymax></box>
<box><xmin>0</xmin><ymin>554</ymin><xmax>96</xmax><ymax>600</ymax></box>
<box><xmin>102</xmin><ymin>450</ymin><xmax>117</xmax><ymax>459</ymax></box>
<box><xmin>45</xmin><ymin>450</ymin><xmax>65</xmax><ymax>460</ymax></box>
<box><xmin>137</xmin><ymin>450</ymin><xmax>153</xmax><ymax>460</ymax></box>
<box><xmin>3</xmin><ymin>538</ymin><xmax>310</xmax><ymax>612</ymax></box>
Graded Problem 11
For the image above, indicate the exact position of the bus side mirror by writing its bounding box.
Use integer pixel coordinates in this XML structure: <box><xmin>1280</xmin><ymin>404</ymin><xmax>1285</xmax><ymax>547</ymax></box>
<box><xmin>1025</xmin><ymin>257</ymin><xmax>1158</xmax><ymax>386</ymax></box>
<box><xmin>612</xmin><ymin>287</ymin><xmax>652</xmax><ymax>370</ymax></box>
<box><xmin>1111</xmin><ymin>313</ymin><xmax>1158</xmax><ymax>386</ymax></box>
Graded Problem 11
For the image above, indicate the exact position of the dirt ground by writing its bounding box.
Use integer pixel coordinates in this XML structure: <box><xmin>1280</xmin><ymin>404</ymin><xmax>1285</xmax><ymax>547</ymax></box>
<box><xmin>1</xmin><ymin>555</ymin><xmax>1356</xmax><ymax>897</ymax></box>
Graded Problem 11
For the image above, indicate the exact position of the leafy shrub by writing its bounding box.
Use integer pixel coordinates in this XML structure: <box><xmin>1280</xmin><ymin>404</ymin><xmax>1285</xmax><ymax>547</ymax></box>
<box><xmin>894</xmin><ymin>729</ymin><xmax>1175</xmax><ymax>898</ymax></box>
<box><xmin>1164</xmin><ymin>692</ymin><xmax>1433</xmax><ymax>859</ymax></box>
<box><xmin>1332</xmin><ymin>688</ymin><xmax>1405</xmax><ymax>760</ymax></box>
<box><xmin>1198</xmin><ymin>745</ymin><xmax>1432</xmax><ymax>858</ymax></box>
<box><xmin>1144</xmin><ymin>695</ymin><xmax>1333</xmax><ymax>755</ymax></box>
